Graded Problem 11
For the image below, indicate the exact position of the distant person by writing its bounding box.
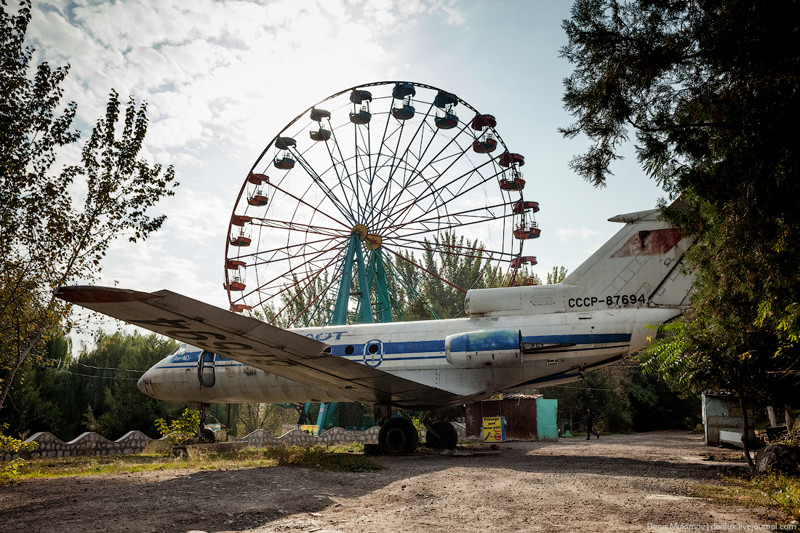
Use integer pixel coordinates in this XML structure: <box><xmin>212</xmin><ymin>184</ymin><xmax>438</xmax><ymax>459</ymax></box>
<box><xmin>586</xmin><ymin>408</ymin><xmax>599</xmax><ymax>440</ymax></box>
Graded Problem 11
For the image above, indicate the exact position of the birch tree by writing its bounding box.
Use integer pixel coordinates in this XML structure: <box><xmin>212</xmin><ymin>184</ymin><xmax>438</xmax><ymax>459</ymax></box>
<box><xmin>0</xmin><ymin>1</ymin><xmax>177</xmax><ymax>410</ymax></box>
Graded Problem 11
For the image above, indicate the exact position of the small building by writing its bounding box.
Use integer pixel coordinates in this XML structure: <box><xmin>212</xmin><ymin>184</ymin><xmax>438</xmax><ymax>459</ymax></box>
<box><xmin>465</xmin><ymin>394</ymin><xmax>558</xmax><ymax>442</ymax></box>
<box><xmin>702</xmin><ymin>393</ymin><xmax>755</xmax><ymax>447</ymax></box>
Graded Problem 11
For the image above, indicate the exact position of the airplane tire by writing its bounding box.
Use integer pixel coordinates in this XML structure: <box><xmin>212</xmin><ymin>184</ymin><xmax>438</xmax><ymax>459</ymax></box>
<box><xmin>425</xmin><ymin>421</ymin><xmax>458</xmax><ymax>450</ymax></box>
<box><xmin>199</xmin><ymin>427</ymin><xmax>216</xmax><ymax>443</ymax></box>
<box><xmin>378</xmin><ymin>418</ymin><xmax>418</xmax><ymax>455</ymax></box>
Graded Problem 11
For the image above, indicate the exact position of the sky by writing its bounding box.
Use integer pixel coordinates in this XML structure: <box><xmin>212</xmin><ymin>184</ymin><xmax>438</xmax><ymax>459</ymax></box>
<box><xmin>21</xmin><ymin>0</ymin><xmax>667</xmax><ymax>346</ymax></box>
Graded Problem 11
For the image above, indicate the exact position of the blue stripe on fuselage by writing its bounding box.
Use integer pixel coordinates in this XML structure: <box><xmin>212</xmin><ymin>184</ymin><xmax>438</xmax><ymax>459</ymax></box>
<box><xmin>329</xmin><ymin>333</ymin><xmax>630</xmax><ymax>357</ymax></box>
<box><xmin>157</xmin><ymin>333</ymin><xmax>632</xmax><ymax>370</ymax></box>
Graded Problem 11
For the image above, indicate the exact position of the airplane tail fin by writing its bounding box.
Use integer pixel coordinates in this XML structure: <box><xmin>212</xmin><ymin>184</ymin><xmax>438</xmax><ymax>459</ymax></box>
<box><xmin>561</xmin><ymin>204</ymin><xmax>695</xmax><ymax>309</ymax></box>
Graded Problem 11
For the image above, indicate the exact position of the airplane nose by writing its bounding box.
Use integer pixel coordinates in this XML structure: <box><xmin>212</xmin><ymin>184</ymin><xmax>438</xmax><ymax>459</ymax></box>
<box><xmin>137</xmin><ymin>373</ymin><xmax>147</xmax><ymax>394</ymax></box>
<box><xmin>137</xmin><ymin>368</ymin><xmax>154</xmax><ymax>397</ymax></box>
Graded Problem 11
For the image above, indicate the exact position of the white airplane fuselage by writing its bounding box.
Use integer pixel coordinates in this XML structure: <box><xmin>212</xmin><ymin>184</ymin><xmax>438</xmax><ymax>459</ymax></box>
<box><xmin>137</xmin><ymin>283</ymin><xmax>681</xmax><ymax>406</ymax></box>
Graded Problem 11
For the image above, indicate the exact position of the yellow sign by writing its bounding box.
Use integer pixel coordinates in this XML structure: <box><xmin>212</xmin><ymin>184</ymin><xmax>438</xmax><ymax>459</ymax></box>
<box><xmin>300</xmin><ymin>424</ymin><xmax>319</xmax><ymax>436</ymax></box>
<box><xmin>482</xmin><ymin>416</ymin><xmax>506</xmax><ymax>442</ymax></box>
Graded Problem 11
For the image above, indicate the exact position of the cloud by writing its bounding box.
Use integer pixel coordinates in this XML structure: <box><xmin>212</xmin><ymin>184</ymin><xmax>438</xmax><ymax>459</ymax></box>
<box><xmin>555</xmin><ymin>227</ymin><xmax>603</xmax><ymax>242</ymax></box>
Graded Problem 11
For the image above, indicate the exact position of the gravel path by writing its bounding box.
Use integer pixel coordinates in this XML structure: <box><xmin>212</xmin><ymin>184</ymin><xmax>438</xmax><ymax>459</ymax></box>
<box><xmin>0</xmin><ymin>431</ymin><xmax>785</xmax><ymax>532</ymax></box>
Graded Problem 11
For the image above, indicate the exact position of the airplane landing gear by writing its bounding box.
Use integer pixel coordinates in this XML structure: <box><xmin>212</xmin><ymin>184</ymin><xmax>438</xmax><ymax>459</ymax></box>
<box><xmin>378</xmin><ymin>418</ymin><xmax>418</xmax><ymax>455</ymax></box>
<box><xmin>424</xmin><ymin>420</ymin><xmax>458</xmax><ymax>450</ymax></box>
<box><xmin>191</xmin><ymin>402</ymin><xmax>216</xmax><ymax>443</ymax></box>
<box><xmin>199</xmin><ymin>427</ymin><xmax>216</xmax><ymax>443</ymax></box>
<box><xmin>374</xmin><ymin>404</ymin><xmax>419</xmax><ymax>455</ymax></box>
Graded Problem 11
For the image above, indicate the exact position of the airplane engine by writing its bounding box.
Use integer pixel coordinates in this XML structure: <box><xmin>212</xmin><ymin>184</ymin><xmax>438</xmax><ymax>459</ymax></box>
<box><xmin>444</xmin><ymin>329</ymin><xmax>522</xmax><ymax>368</ymax></box>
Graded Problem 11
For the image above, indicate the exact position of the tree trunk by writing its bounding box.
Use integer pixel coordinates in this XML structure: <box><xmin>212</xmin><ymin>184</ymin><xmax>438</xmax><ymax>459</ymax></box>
<box><xmin>0</xmin><ymin>327</ymin><xmax>44</xmax><ymax>411</ymax></box>
<box><xmin>738</xmin><ymin>390</ymin><xmax>755</xmax><ymax>472</ymax></box>
<box><xmin>786</xmin><ymin>404</ymin><xmax>796</xmax><ymax>429</ymax></box>
<box><xmin>0</xmin><ymin>294</ymin><xmax>58</xmax><ymax>411</ymax></box>
<box><xmin>767</xmin><ymin>405</ymin><xmax>778</xmax><ymax>427</ymax></box>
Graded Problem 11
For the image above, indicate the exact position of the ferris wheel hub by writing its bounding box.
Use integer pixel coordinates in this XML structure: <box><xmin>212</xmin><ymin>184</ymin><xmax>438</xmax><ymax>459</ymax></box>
<box><xmin>351</xmin><ymin>224</ymin><xmax>382</xmax><ymax>250</ymax></box>
<box><xmin>352</xmin><ymin>224</ymin><xmax>369</xmax><ymax>240</ymax></box>
<box><xmin>366</xmin><ymin>234</ymin><xmax>382</xmax><ymax>251</ymax></box>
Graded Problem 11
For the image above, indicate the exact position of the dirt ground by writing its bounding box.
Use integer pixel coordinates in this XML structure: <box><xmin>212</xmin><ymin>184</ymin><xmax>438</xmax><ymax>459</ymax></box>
<box><xmin>1</xmin><ymin>431</ymin><xmax>792</xmax><ymax>532</ymax></box>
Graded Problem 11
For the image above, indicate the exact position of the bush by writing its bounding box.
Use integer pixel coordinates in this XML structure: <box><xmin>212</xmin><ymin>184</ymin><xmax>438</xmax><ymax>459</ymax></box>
<box><xmin>0</xmin><ymin>425</ymin><xmax>37</xmax><ymax>484</ymax></box>
<box><xmin>155</xmin><ymin>408</ymin><xmax>200</xmax><ymax>446</ymax></box>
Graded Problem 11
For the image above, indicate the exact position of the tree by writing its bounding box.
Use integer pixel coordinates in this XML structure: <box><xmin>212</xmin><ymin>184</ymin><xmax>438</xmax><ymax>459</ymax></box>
<box><xmin>0</xmin><ymin>331</ymin><xmax>182</xmax><ymax>440</ymax></box>
<box><xmin>0</xmin><ymin>1</ymin><xmax>178</xmax><ymax>410</ymax></box>
<box><xmin>406</xmin><ymin>232</ymin><xmax>497</xmax><ymax>320</ymax></box>
<box><xmin>92</xmin><ymin>333</ymin><xmax>180</xmax><ymax>439</ymax></box>
<box><xmin>546</xmin><ymin>266</ymin><xmax>567</xmax><ymax>285</ymax></box>
<box><xmin>561</xmin><ymin>0</ymin><xmax>800</xmax><ymax>468</ymax></box>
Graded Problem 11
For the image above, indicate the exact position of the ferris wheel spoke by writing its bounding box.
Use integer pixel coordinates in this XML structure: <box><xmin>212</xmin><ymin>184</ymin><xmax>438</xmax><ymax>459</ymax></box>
<box><xmin>248</xmin><ymin>217</ymin><xmax>347</xmax><ymax>240</ymax></box>
<box><xmin>381</xmin><ymin>191</ymin><xmax>510</xmax><ymax>238</ymax></box>
<box><xmin>373</xmin><ymin>155</ymin><xmax>499</xmax><ymax>235</ymax></box>
<box><xmin>254</xmin><ymin>243</ymin><xmax>347</xmax><ymax>319</ymax></box>
<box><xmin>368</xmin><ymin>113</ymin><xmax>408</xmax><ymax>216</ymax></box>
<box><xmin>288</xmin><ymin>148</ymin><xmax>358</xmax><ymax>225</ymax></box>
<box><xmin>379</xmin><ymin>102</ymin><xmax>438</xmax><ymax>198</ymax></box>
<box><xmin>249</xmin><ymin>232</ymin><xmax>348</xmax><ymax>259</ymax></box>
<box><xmin>376</xmin><ymin>162</ymin><xmax>506</xmax><ymax>236</ymax></box>
<box><xmin>246</xmin><ymin>237</ymin><xmax>349</xmax><ymax>275</ymax></box>
<box><xmin>321</xmin><ymin>118</ymin><xmax>364</xmax><ymax>216</ymax></box>
<box><xmin>238</xmin><ymin>242</ymin><xmax>345</xmax><ymax>302</ymax></box>
<box><xmin>383</xmin><ymin>202</ymin><xmax>515</xmax><ymax>241</ymax></box>
<box><xmin>274</xmin><ymin>254</ymin><xmax>345</xmax><ymax>327</ymax></box>
<box><xmin>283</xmin><ymin>274</ymin><xmax>340</xmax><ymax>327</ymax></box>
<box><xmin>365</xmin><ymin>108</ymin><xmax>446</xmax><ymax>228</ymax></box>
<box><xmin>368</xmin><ymin>121</ymin><xmax>474</xmax><ymax>229</ymax></box>
<box><xmin>367</xmin><ymin>96</ymin><xmax>397</xmax><ymax>184</ymax></box>
<box><xmin>384</xmin><ymin>246</ymin><xmax>468</xmax><ymax>294</ymax></box>
<box><xmin>353</xmin><ymin>121</ymin><xmax>375</xmax><ymax>222</ymax></box>
<box><xmin>368</xmin><ymin>99</ymin><xmax>441</xmax><ymax>213</ymax></box>
<box><xmin>266</xmin><ymin>181</ymin><xmax>352</xmax><ymax>232</ymax></box>
<box><xmin>384</xmin><ymin>235</ymin><xmax>517</xmax><ymax>262</ymax></box>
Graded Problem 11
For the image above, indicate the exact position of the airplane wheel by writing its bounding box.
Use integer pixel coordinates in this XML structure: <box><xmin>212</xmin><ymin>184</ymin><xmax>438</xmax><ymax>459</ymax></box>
<box><xmin>378</xmin><ymin>418</ymin><xmax>418</xmax><ymax>455</ymax></box>
<box><xmin>199</xmin><ymin>427</ymin><xmax>216</xmax><ymax>443</ymax></box>
<box><xmin>425</xmin><ymin>421</ymin><xmax>458</xmax><ymax>449</ymax></box>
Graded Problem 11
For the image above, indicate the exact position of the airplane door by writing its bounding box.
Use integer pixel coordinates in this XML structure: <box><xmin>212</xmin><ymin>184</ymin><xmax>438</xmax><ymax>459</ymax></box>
<box><xmin>197</xmin><ymin>350</ymin><xmax>216</xmax><ymax>387</ymax></box>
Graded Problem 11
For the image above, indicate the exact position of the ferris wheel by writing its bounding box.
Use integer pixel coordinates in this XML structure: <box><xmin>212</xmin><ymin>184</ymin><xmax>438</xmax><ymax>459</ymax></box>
<box><xmin>224</xmin><ymin>81</ymin><xmax>540</xmax><ymax>326</ymax></box>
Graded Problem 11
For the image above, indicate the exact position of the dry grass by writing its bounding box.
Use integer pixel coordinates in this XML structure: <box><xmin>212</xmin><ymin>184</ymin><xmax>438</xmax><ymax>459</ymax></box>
<box><xmin>693</xmin><ymin>473</ymin><xmax>800</xmax><ymax>520</ymax></box>
<box><xmin>13</xmin><ymin>444</ymin><xmax>381</xmax><ymax>481</ymax></box>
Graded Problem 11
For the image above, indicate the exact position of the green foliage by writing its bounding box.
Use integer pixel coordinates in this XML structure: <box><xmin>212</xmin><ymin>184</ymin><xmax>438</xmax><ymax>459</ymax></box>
<box><xmin>155</xmin><ymin>408</ymin><xmax>201</xmax><ymax>446</ymax></box>
<box><xmin>637</xmin><ymin>321</ymin><xmax>699</xmax><ymax>390</ymax></box>
<box><xmin>254</xmin><ymin>445</ymin><xmax>380</xmax><ymax>471</ymax></box>
<box><xmin>0</xmin><ymin>423</ymin><xmax>36</xmax><ymax>484</ymax></box>
<box><xmin>237</xmin><ymin>403</ymin><xmax>299</xmax><ymax>436</ymax></box>
<box><xmin>707</xmin><ymin>473</ymin><xmax>800</xmax><ymax>519</ymax></box>
<box><xmin>0</xmin><ymin>331</ymin><xmax>182</xmax><ymax>441</ymax></box>
<box><xmin>540</xmin><ymin>363</ymin><xmax>698</xmax><ymax>434</ymax></box>
<box><xmin>561</xmin><ymin>0</ymin><xmax>800</xmax><ymax>466</ymax></box>
<box><xmin>16</xmin><ymin>445</ymin><xmax>381</xmax><ymax>479</ymax></box>
<box><xmin>0</xmin><ymin>1</ymin><xmax>177</xmax><ymax>411</ymax></box>
<box><xmin>776</xmin><ymin>419</ymin><xmax>800</xmax><ymax>447</ymax></box>
<box><xmin>546</xmin><ymin>266</ymin><xmax>567</xmax><ymax>285</ymax></box>
<box><xmin>420</xmin><ymin>233</ymin><xmax>490</xmax><ymax>319</ymax></box>
<box><xmin>389</xmin><ymin>232</ymin><xmax>499</xmax><ymax>321</ymax></box>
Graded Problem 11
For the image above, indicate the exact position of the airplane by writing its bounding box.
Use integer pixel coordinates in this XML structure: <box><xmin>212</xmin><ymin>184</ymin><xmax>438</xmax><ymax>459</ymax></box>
<box><xmin>55</xmin><ymin>204</ymin><xmax>694</xmax><ymax>454</ymax></box>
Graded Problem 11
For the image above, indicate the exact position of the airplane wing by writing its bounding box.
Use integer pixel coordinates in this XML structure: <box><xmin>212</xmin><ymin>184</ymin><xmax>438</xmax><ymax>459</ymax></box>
<box><xmin>55</xmin><ymin>286</ymin><xmax>461</xmax><ymax>409</ymax></box>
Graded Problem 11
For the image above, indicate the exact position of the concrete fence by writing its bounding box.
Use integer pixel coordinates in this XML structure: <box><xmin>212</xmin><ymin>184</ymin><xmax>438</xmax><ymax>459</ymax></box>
<box><xmin>3</xmin><ymin>426</ymin><xmax>379</xmax><ymax>460</ymax></box>
<box><xmin>4</xmin><ymin>422</ymin><xmax>468</xmax><ymax>461</ymax></box>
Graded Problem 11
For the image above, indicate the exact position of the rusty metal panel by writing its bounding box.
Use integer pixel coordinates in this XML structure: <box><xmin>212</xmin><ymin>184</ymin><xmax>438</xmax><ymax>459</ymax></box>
<box><xmin>466</xmin><ymin>397</ymin><xmax>540</xmax><ymax>441</ymax></box>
